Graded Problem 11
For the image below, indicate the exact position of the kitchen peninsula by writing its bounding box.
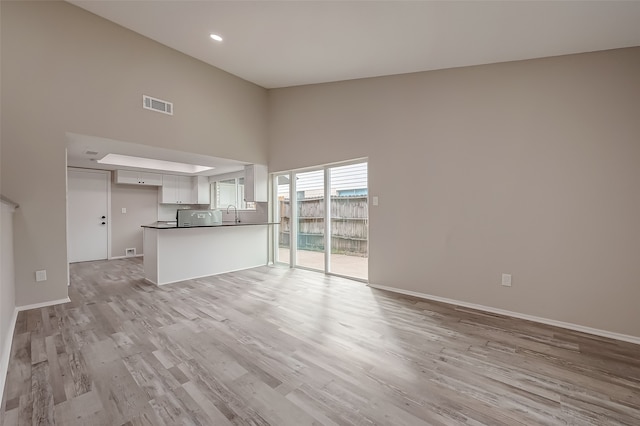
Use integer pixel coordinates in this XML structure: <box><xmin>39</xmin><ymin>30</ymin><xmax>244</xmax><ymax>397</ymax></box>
<box><xmin>142</xmin><ymin>222</ymin><xmax>274</xmax><ymax>285</ymax></box>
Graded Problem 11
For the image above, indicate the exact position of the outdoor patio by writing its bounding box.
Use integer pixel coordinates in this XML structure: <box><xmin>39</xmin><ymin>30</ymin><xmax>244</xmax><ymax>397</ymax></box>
<box><xmin>277</xmin><ymin>248</ymin><xmax>368</xmax><ymax>280</ymax></box>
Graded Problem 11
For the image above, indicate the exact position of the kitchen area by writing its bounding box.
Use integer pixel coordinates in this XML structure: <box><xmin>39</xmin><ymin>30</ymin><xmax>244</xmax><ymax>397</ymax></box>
<box><xmin>66</xmin><ymin>133</ymin><xmax>275</xmax><ymax>286</ymax></box>
<box><xmin>138</xmin><ymin>164</ymin><xmax>274</xmax><ymax>286</ymax></box>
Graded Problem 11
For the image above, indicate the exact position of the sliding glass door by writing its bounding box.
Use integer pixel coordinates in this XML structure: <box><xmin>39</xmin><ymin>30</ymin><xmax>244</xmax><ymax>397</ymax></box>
<box><xmin>328</xmin><ymin>163</ymin><xmax>368</xmax><ymax>280</ymax></box>
<box><xmin>274</xmin><ymin>174</ymin><xmax>291</xmax><ymax>265</ymax></box>
<box><xmin>272</xmin><ymin>160</ymin><xmax>368</xmax><ymax>281</ymax></box>
<box><xmin>295</xmin><ymin>169</ymin><xmax>325</xmax><ymax>271</ymax></box>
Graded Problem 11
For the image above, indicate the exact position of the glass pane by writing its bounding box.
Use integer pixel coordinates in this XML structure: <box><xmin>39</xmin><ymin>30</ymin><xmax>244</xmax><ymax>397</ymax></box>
<box><xmin>217</xmin><ymin>182</ymin><xmax>236</xmax><ymax>208</ymax></box>
<box><xmin>276</xmin><ymin>174</ymin><xmax>291</xmax><ymax>264</ymax></box>
<box><xmin>329</xmin><ymin>162</ymin><xmax>368</xmax><ymax>280</ymax></box>
<box><xmin>296</xmin><ymin>169</ymin><xmax>325</xmax><ymax>271</ymax></box>
<box><xmin>215</xmin><ymin>178</ymin><xmax>256</xmax><ymax>211</ymax></box>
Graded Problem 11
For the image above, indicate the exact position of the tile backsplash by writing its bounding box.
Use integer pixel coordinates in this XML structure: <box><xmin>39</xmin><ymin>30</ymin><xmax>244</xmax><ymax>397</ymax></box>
<box><xmin>157</xmin><ymin>202</ymin><xmax>268</xmax><ymax>223</ymax></box>
<box><xmin>158</xmin><ymin>204</ymin><xmax>210</xmax><ymax>222</ymax></box>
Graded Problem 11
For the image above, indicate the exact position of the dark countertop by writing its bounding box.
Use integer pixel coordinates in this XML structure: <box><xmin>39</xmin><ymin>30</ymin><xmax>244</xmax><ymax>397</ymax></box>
<box><xmin>142</xmin><ymin>221</ymin><xmax>278</xmax><ymax>229</ymax></box>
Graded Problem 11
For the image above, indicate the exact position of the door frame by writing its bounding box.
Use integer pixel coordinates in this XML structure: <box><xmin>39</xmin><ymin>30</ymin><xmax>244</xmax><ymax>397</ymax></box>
<box><xmin>66</xmin><ymin>167</ymin><xmax>112</xmax><ymax>264</ymax></box>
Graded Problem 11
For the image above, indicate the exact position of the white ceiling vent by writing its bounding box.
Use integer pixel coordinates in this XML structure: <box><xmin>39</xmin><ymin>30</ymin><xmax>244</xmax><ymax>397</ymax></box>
<box><xmin>143</xmin><ymin>95</ymin><xmax>173</xmax><ymax>116</ymax></box>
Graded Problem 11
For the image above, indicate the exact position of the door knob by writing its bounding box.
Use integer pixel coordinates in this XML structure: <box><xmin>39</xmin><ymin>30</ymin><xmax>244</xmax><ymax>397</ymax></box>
<box><xmin>101</xmin><ymin>222</ymin><xmax>106</xmax><ymax>225</ymax></box>
<box><xmin>101</xmin><ymin>216</ymin><xmax>106</xmax><ymax>219</ymax></box>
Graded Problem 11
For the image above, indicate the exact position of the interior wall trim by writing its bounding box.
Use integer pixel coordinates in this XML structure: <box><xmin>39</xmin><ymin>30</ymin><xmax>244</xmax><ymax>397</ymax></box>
<box><xmin>108</xmin><ymin>254</ymin><xmax>144</xmax><ymax>260</ymax></box>
<box><xmin>368</xmin><ymin>283</ymin><xmax>640</xmax><ymax>346</ymax></box>
<box><xmin>0</xmin><ymin>308</ymin><xmax>19</xmax><ymax>409</ymax></box>
<box><xmin>16</xmin><ymin>297</ymin><xmax>71</xmax><ymax>313</ymax></box>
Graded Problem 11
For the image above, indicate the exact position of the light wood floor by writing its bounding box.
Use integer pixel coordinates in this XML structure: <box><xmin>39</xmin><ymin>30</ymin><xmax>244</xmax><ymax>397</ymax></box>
<box><xmin>2</xmin><ymin>258</ymin><xmax>639</xmax><ymax>425</ymax></box>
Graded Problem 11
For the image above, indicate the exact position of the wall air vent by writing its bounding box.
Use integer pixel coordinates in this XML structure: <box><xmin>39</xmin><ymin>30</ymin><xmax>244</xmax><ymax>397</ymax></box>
<box><xmin>143</xmin><ymin>95</ymin><xmax>173</xmax><ymax>116</ymax></box>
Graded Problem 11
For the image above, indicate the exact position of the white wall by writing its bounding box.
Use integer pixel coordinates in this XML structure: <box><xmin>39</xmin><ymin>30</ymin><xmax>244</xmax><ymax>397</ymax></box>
<box><xmin>110</xmin><ymin>181</ymin><xmax>159</xmax><ymax>258</ymax></box>
<box><xmin>1</xmin><ymin>2</ymin><xmax>268</xmax><ymax>306</ymax></box>
<box><xmin>269</xmin><ymin>47</ymin><xmax>640</xmax><ymax>338</ymax></box>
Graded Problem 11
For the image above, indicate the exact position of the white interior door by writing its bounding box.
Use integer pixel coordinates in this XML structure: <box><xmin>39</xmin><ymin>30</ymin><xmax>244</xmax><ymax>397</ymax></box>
<box><xmin>67</xmin><ymin>169</ymin><xmax>109</xmax><ymax>263</ymax></box>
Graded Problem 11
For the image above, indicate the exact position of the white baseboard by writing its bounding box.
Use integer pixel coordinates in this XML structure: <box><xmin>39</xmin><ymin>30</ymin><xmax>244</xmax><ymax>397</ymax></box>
<box><xmin>144</xmin><ymin>278</ymin><xmax>158</xmax><ymax>286</ymax></box>
<box><xmin>368</xmin><ymin>283</ymin><xmax>640</xmax><ymax>345</ymax></box>
<box><xmin>16</xmin><ymin>297</ymin><xmax>71</xmax><ymax>312</ymax></box>
<box><xmin>0</xmin><ymin>307</ymin><xmax>19</xmax><ymax>409</ymax></box>
<box><xmin>150</xmin><ymin>263</ymin><xmax>269</xmax><ymax>287</ymax></box>
<box><xmin>108</xmin><ymin>254</ymin><xmax>143</xmax><ymax>260</ymax></box>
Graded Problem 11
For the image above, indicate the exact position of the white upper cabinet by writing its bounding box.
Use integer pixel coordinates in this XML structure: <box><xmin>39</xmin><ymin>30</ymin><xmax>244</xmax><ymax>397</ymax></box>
<box><xmin>244</xmin><ymin>164</ymin><xmax>268</xmax><ymax>203</ymax></box>
<box><xmin>160</xmin><ymin>175</ymin><xmax>195</xmax><ymax>204</ymax></box>
<box><xmin>194</xmin><ymin>176</ymin><xmax>211</xmax><ymax>205</ymax></box>
<box><xmin>115</xmin><ymin>170</ymin><xmax>163</xmax><ymax>186</ymax></box>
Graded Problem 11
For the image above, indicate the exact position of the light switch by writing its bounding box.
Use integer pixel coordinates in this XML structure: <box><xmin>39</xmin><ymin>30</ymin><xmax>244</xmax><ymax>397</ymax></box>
<box><xmin>121</xmin><ymin>208</ymin><xmax>127</xmax><ymax>214</ymax></box>
<box><xmin>372</xmin><ymin>196</ymin><xmax>379</xmax><ymax>206</ymax></box>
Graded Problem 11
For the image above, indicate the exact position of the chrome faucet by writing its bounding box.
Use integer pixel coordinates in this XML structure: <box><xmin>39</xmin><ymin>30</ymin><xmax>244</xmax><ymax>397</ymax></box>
<box><xmin>226</xmin><ymin>204</ymin><xmax>240</xmax><ymax>223</ymax></box>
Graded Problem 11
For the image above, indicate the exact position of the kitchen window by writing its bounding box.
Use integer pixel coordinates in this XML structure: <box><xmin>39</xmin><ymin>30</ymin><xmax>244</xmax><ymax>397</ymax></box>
<box><xmin>212</xmin><ymin>177</ymin><xmax>256</xmax><ymax>210</ymax></box>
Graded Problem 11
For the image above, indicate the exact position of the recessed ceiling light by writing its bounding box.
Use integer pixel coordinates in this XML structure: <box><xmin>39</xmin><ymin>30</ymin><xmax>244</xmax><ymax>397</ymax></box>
<box><xmin>210</xmin><ymin>34</ymin><xmax>223</xmax><ymax>42</ymax></box>
<box><xmin>97</xmin><ymin>154</ymin><xmax>213</xmax><ymax>174</ymax></box>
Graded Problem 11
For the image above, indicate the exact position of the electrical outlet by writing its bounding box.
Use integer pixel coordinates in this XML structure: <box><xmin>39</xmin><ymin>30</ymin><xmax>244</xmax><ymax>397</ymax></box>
<box><xmin>35</xmin><ymin>270</ymin><xmax>47</xmax><ymax>282</ymax></box>
<box><xmin>501</xmin><ymin>273</ymin><xmax>512</xmax><ymax>287</ymax></box>
<box><xmin>121</xmin><ymin>207</ymin><xmax>127</xmax><ymax>214</ymax></box>
<box><xmin>372</xmin><ymin>196</ymin><xmax>379</xmax><ymax>206</ymax></box>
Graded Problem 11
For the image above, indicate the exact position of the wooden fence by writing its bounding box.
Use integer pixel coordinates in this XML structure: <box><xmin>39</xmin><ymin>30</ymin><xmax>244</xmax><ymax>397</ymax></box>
<box><xmin>278</xmin><ymin>195</ymin><xmax>368</xmax><ymax>256</ymax></box>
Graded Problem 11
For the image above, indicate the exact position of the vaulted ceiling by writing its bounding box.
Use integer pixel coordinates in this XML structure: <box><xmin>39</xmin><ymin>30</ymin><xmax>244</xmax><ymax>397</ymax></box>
<box><xmin>69</xmin><ymin>1</ymin><xmax>640</xmax><ymax>89</ymax></box>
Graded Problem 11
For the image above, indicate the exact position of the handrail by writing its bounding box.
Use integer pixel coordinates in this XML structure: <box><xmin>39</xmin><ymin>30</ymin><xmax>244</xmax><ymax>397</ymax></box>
<box><xmin>0</xmin><ymin>195</ymin><xmax>19</xmax><ymax>209</ymax></box>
